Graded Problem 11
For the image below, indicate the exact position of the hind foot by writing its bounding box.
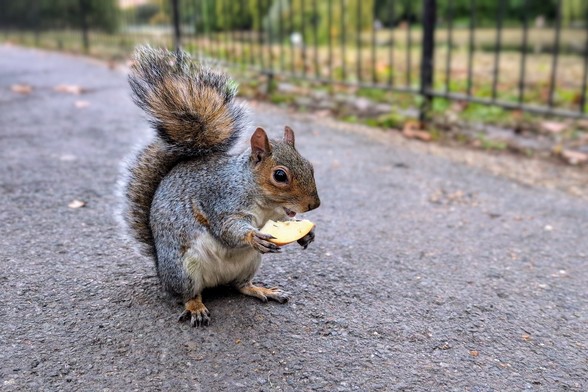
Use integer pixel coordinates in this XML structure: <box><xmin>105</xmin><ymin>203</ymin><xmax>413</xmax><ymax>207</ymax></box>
<box><xmin>178</xmin><ymin>294</ymin><xmax>210</xmax><ymax>327</ymax></box>
<box><xmin>239</xmin><ymin>283</ymin><xmax>289</xmax><ymax>304</ymax></box>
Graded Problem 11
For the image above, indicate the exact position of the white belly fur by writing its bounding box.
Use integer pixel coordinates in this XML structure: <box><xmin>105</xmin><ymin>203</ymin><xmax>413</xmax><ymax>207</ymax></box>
<box><xmin>182</xmin><ymin>232</ymin><xmax>261</xmax><ymax>291</ymax></box>
<box><xmin>183</xmin><ymin>204</ymin><xmax>287</xmax><ymax>293</ymax></box>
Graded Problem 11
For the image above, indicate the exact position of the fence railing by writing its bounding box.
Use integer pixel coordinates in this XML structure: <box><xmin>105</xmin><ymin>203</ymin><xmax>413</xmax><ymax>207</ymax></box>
<box><xmin>2</xmin><ymin>0</ymin><xmax>588</xmax><ymax>122</ymax></box>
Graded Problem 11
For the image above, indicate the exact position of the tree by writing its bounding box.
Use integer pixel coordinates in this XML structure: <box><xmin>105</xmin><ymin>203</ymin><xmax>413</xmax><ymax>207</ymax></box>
<box><xmin>264</xmin><ymin>0</ymin><xmax>375</xmax><ymax>44</ymax></box>
<box><xmin>0</xmin><ymin>0</ymin><xmax>119</xmax><ymax>32</ymax></box>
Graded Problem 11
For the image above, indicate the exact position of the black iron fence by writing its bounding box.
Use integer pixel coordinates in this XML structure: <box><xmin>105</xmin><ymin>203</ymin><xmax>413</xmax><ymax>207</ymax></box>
<box><xmin>2</xmin><ymin>0</ymin><xmax>588</xmax><ymax>121</ymax></box>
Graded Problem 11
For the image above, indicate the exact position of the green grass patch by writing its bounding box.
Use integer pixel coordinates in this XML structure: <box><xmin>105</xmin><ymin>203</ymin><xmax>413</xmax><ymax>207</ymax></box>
<box><xmin>461</xmin><ymin>103</ymin><xmax>510</xmax><ymax>124</ymax></box>
<box><xmin>476</xmin><ymin>134</ymin><xmax>508</xmax><ymax>151</ymax></box>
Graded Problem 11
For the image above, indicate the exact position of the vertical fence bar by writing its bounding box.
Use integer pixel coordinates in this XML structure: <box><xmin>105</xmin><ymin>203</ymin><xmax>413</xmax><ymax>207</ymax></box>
<box><xmin>406</xmin><ymin>2</ymin><xmax>412</xmax><ymax>87</ymax></box>
<box><xmin>580</xmin><ymin>6</ymin><xmax>588</xmax><ymax>113</ymax></box>
<box><xmin>371</xmin><ymin>3</ymin><xmax>376</xmax><ymax>83</ymax></box>
<box><xmin>419</xmin><ymin>0</ymin><xmax>436</xmax><ymax>122</ymax></box>
<box><xmin>265</xmin><ymin>0</ymin><xmax>274</xmax><ymax>93</ymax></box>
<box><xmin>445</xmin><ymin>0</ymin><xmax>454</xmax><ymax>93</ymax></box>
<box><xmin>388</xmin><ymin>0</ymin><xmax>395</xmax><ymax>87</ymax></box>
<box><xmin>548</xmin><ymin>0</ymin><xmax>562</xmax><ymax>108</ymax></box>
<box><xmin>466</xmin><ymin>0</ymin><xmax>476</xmax><ymax>96</ymax></box>
<box><xmin>312</xmin><ymin>0</ymin><xmax>319</xmax><ymax>79</ymax></box>
<box><xmin>356</xmin><ymin>0</ymin><xmax>362</xmax><ymax>81</ymax></box>
<box><xmin>239</xmin><ymin>0</ymin><xmax>246</xmax><ymax>64</ymax></box>
<box><xmin>224</xmin><ymin>0</ymin><xmax>230</xmax><ymax>61</ymax></box>
<box><xmin>258</xmin><ymin>0</ymin><xmax>265</xmax><ymax>69</ymax></box>
<box><xmin>301</xmin><ymin>0</ymin><xmax>307</xmax><ymax>76</ymax></box>
<box><xmin>171</xmin><ymin>0</ymin><xmax>181</xmax><ymax>51</ymax></box>
<box><xmin>279</xmin><ymin>0</ymin><xmax>285</xmax><ymax>72</ymax></box>
<box><xmin>266</xmin><ymin>0</ymin><xmax>274</xmax><ymax>74</ymax></box>
<box><xmin>328</xmin><ymin>0</ymin><xmax>333</xmax><ymax>82</ymax></box>
<box><xmin>246</xmin><ymin>0</ymin><xmax>254</xmax><ymax>66</ymax></box>
<box><xmin>32</xmin><ymin>0</ymin><xmax>40</xmax><ymax>47</ymax></box>
<box><xmin>209</xmin><ymin>0</ymin><xmax>216</xmax><ymax>57</ymax></box>
<box><xmin>230</xmin><ymin>0</ymin><xmax>236</xmax><ymax>62</ymax></box>
<box><xmin>518</xmin><ymin>0</ymin><xmax>529</xmax><ymax>104</ymax></box>
<box><xmin>192</xmin><ymin>0</ymin><xmax>201</xmax><ymax>58</ymax></box>
<box><xmin>340</xmin><ymin>0</ymin><xmax>347</xmax><ymax>81</ymax></box>
<box><xmin>290</xmin><ymin>0</ymin><xmax>295</xmax><ymax>74</ymax></box>
<box><xmin>193</xmin><ymin>0</ymin><xmax>200</xmax><ymax>56</ymax></box>
<box><xmin>79</xmin><ymin>0</ymin><xmax>89</xmax><ymax>53</ymax></box>
<box><xmin>491</xmin><ymin>0</ymin><xmax>505</xmax><ymax>101</ymax></box>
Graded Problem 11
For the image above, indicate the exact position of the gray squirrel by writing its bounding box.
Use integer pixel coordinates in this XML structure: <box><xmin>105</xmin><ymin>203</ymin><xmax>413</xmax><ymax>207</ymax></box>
<box><xmin>120</xmin><ymin>46</ymin><xmax>320</xmax><ymax>327</ymax></box>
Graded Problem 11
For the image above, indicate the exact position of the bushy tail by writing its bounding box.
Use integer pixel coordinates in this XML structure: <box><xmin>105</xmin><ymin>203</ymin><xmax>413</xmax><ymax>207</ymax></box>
<box><xmin>121</xmin><ymin>46</ymin><xmax>247</xmax><ymax>260</ymax></box>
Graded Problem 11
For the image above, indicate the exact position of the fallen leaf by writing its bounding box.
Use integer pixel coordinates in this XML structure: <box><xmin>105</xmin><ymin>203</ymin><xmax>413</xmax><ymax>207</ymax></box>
<box><xmin>75</xmin><ymin>100</ymin><xmax>90</xmax><ymax>108</ymax></box>
<box><xmin>541</xmin><ymin>121</ymin><xmax>567</xmax><ymax>134</ymax></box>
<box><xmin>54</xmin><ymin>84</ymin><xmax>84</xmax><ymax>95</ymax></box>
<box><xmin>561</xmin><ymin>150</ymin><xmax>588</xmax><ymax>165</ymax></box>
<box><xmin>68</xmin><ymin>200</ymin><xmax>86</xmax><ymax>209</ymax></box>
<box><xmin>402</xmin><ymin>120</ymin><xmax>432</xmax><ymax>141</ymax></box>
<box><xmin>314</xmin><ymin>109</ymin><xmax>331</xmax><ymax>117</ymax></box>
<box><xmin>576</xmin><ymin>119</ymin><xmax>588</xmax><ymax>130</ymax></box>
<box><xmin>11</xmin><ymin>84</ymin><xmax>32</xmax><ymax>94</ymax></box>
<box><xmin>469</xmin><ymin>350</ymin><xmax>479</xmax><ymax>357</ymax></box>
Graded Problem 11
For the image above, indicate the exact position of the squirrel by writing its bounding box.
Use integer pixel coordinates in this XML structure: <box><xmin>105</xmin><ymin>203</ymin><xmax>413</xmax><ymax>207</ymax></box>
<box><xmin>120</xmin><ymin>46</ymin><xmax>320</xmax><ymax>327</ymax></box>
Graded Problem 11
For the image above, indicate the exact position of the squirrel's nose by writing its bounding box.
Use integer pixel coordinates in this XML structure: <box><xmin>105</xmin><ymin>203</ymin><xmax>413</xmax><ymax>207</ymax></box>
<box><xmin>307</xmin><ymin>197</ymin><xmax>320</xmax><ymax>211</ymax></box>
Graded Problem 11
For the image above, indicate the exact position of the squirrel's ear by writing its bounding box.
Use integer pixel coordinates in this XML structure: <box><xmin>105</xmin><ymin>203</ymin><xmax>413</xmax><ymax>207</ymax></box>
<box><xmin>283</xmin><ymin>126</ymin><xmax>295</xmax><ymax>148</ymax></box>
<box><xmin>251</xmin><ymin>127</ymin><xmax>271</xmax><ymax>164</ymax></box>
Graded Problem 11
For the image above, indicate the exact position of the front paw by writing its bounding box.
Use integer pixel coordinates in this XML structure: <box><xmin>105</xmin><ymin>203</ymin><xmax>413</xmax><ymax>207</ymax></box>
<box><xmin>248</xmin><ymin>230</ymin><xmax>281</xmax><ymax>254</ymax></box>
<box><xmin>297</xmin><ymin>228</ymin><xmax>315</xmax><ymax>249</ymax></box>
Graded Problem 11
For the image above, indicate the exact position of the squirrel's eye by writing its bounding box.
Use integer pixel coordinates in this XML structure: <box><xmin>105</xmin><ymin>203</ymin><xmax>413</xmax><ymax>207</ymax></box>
<box><xmin>273</xmin><ymin>169</ymin><xmax>288</xmax><ymax>183</ymax></box>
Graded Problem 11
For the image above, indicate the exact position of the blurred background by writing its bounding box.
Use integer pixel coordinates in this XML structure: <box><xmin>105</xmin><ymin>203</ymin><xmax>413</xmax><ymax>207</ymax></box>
<box><xmin>2</xmin><ymin>0</ymin><xmax>588</xmax><ymax>161</ymax></box>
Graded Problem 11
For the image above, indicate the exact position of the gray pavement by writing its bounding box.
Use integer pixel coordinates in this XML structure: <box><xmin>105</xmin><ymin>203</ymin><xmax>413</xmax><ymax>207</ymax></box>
<box><xmin>1</xmin><ymin>45</ymin><xmax>587</xmax><ymax>391</ymax></box>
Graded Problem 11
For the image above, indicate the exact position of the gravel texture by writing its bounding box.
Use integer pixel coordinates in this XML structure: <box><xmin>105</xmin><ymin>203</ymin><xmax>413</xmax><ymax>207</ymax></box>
<box><xmin>1</xmin><ymin>45</ymin><xmax>587</xmax><ymax>391</ymax></box>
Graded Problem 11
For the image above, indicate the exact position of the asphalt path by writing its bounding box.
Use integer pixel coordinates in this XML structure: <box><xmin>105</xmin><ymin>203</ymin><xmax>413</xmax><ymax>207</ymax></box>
<box><xmin>1</xmin><ymin>45</ymin><xmax>587</xmax><ymax>391</ymax></box>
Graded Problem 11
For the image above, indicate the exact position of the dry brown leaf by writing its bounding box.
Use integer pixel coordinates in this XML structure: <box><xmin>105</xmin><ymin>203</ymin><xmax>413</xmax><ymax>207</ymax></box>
<box><xmin>561</xmin><ymin>150</ymin><xmax>588</xmax><ymax>165</ymax></box>
<box><xmin>54</xmin><ymin>84</ymin><xmax>84</xmax><ymax>95</ymax></box>
<box><xmin>11</xmin><ymin>84</ymin><xmax>32</xmax><ymax>94</ymax></box>
<box><xmin>403</xmin><ymin>120</ymin><xmax>432</xmax><ymax>142</ymax></box>
<box><xmin>75</xmin><ymin>100</ymin><xmax>90</xmax><ymax>108</ymax></box>
<box><xmin>541</xmin><ymin>121</ymin><xmax>567</xmax><ymax>134</ymax></box>
<box><xmin>68</xmin><ymin>200</ymin><xmax>86</xmax><ymax>209</ymax></box>
<box><xmin>469</xmin><ymin>350</ymin><xmax>479</xmax><ymax>357</ymax></box>
<box><xmin>314</xmin><ymin>110</ymin><xmax>331</xmax><ymax>117</ymax></box>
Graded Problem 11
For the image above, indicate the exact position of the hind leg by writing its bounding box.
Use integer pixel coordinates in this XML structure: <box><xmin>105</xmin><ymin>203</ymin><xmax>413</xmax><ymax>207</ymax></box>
<box><xmin>237</xmin><ymin>282</ymin><xmax>289</xmax><ymax>304</ymax></box>
<box><xmin>154</xmin><ymin>237</ymin><xmax>207</xmax><ymax>326</ymax></box>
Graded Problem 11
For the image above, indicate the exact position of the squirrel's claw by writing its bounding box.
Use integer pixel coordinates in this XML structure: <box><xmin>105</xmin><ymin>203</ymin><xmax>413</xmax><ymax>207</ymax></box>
<box><xmin>179</xmin><ymin>296</ymin><xmax>210</xmax><ymax>327</ymax></box>
<box><xmin>297</xmin><ymin>228</ymin><xmax>315</xmax><ymax>250</ymax></box>
<box><xmin>250</xmin><ymin>231</ymin><xmax>282</xmax><ymax>254</ymax></box>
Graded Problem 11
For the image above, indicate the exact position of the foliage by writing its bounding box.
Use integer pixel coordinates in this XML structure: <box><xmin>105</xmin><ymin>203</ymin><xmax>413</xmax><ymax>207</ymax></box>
<box><xmin>264</xmin><ymin>0</ymin><xmax>375</xmax><ymax>44</ymax></box>
<box><xmin>0</xmin><ymin>0</ymin><xmax>119</xmax><ymax>32</ymax></box>
<box><xmin>374</xmin><ymin>0</ymin><xmax>587</xmax><ymax>27</ymax></box>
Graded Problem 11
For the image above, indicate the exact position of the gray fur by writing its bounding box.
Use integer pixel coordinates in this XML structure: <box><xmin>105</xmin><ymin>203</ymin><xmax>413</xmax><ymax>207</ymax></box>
<box><xmin>120</xmin><ymin>46</ymin><xmax>247</xmax><ymax>262</ymax></box>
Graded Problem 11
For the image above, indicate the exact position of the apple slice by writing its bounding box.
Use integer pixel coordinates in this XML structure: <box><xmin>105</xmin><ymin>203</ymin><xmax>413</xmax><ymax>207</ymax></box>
<box><xmin>260</xmin><ymin>219</ymin><xmax>315</xmax><ymax>246</ymax></box>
